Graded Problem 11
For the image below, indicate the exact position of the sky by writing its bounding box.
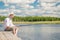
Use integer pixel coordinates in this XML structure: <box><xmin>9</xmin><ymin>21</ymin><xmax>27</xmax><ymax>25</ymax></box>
<box><xmin>0</xmin><ymin>0</ymin><xmax>60</xmax><ymax>17</ymax></box>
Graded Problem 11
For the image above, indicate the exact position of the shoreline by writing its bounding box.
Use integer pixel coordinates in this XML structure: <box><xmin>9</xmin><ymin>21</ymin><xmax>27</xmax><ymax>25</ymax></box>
<box><xmin>0</xmin><ymin>21</ymin><xmax>60</xmax><ymax>24</ymax></box>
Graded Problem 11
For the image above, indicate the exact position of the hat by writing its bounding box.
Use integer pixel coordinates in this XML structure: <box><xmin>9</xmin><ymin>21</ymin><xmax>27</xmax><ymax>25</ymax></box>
<box><xmin>9</xmin><ymin>12</ymin><xmax>14</xmax><ymax>16</ymax></box>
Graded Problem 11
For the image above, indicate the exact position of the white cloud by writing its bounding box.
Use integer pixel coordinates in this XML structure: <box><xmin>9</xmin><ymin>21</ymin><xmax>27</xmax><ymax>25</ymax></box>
<box><xmin>41</xmin><ymin>2</ymin><xmax>55</xmax><ymax>7</ymax></box>
<box><xmin>41</xmin><ymin>2</ymin><xmax>60</xmax><ymax>13</ymax></box>
<box><xmin>40</xmin><ymin>0</ymin><xmax>58</xmax><ymax>2</ymax></box>
<box><xmin>57</xmin><ymin>5</ymin><xmax>60</xmax><ymax>9</ymax></box>
<box><xmin>42</xmin><ymin>14</ymin><xmax>58</xmax><ymax>17</ymax></box>
<box><xmin>0</xmin><ymin>9</ymin><xmax>22</xmax><ymax>14</ymax></box>
<box><xmin>13</xmin><ymin>10</ymin><xmax>22</xmax><ymax>13</ymax></box>
<box><xmin>10</xmin><ymin>6</ymin><xmax>15</xmax><ymax>9</ymax></box>
<box><xmin>0</xmin><ymin>9</ymin><xmax>8</xmax><ymax>12</ymax></box>
<box><xmin>3</xmin><ymin>0</ymin><xmax>35</xmax><ymax>3</ymax></box>
<box><xmin>4</xmin><ymin>3</ymin><xmax>9</xmax><ymax>6</ymax></box>
<box><xmin>24</xmin><ymin>4</ymin><xmax>34</xmax><ymax>8</ymax></box>
<box><xmin>5</xmin><ymin>0</ymin><xmax>21</xmax><ymax>3</ymax></box>
<box><xmin>2</xmin><ymin>0</ymin><xmax>35</xmax><ymax>9</ymax></box>
<box><xmin>0</xmin><ymin>0</ymin><xmax>60</xmax><ymax>17</ymax></box>
<box><xmin>0</xmin><ymin>13</ymin><xmax>8</xmax><ymax>16</ymax></box>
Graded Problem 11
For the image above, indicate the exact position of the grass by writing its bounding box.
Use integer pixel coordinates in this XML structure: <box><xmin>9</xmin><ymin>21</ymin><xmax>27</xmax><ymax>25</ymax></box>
<box><xmin>0</xmin><ymin>21</ymin><xmax>60</xmax><ymax>24</ymax></box>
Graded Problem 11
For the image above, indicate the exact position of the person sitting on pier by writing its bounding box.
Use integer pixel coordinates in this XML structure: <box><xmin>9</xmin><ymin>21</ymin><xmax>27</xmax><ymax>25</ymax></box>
<box><xmin>4</xmin><ymin>12</ymin><xmax>18</xmax><ymax>36</ymax></box>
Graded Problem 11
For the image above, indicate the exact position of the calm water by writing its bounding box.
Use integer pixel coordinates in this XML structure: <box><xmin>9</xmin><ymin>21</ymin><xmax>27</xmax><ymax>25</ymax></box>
<box><xmin>0</xmin><ymin>24</ymin><xmax>60</xmax><ymax>40</ymax></box>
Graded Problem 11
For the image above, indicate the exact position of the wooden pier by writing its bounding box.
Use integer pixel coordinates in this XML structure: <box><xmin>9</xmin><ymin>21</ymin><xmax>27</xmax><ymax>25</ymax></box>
<box><xmin>0</xmin><ymin>31</ymin><xmax>21</xmax><ymax>40</ymax></box>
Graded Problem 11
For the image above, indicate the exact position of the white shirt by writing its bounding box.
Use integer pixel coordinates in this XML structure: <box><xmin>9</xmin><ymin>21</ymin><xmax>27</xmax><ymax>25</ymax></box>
<box><xmin>4</xmin><ymin>17</ymin><xmax>15</xmax><ymax>28</ymax></box>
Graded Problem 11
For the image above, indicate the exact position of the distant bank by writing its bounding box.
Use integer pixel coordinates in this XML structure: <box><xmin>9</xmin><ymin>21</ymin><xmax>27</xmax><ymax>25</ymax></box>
<box><xmin>0</xmin><ymin>16</ymin><xmax>60</xmax><ymax>24</ymax></box>
<box><xmin>0</xmin><ymin>16</ymin><xmax>60</xmax><ymax>22</ymax></box>
<box><xmin>0</xmin><ymin>21</ymin><xmax>60</xmax><ymax>24</ymax></box>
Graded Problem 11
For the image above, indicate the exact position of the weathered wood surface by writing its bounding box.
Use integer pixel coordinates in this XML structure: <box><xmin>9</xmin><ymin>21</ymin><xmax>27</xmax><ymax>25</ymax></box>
<box><xmin>0</xmin><ymin>31</ymin><xmax>21</xmax><ymax>40</ymax></box>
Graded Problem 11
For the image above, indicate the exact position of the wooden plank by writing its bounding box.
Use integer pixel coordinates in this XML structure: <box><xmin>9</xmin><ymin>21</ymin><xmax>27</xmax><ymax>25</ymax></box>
<box><xmin>3</xmin><ymin>32</ymin><xmax>13</xmax><ymax>40</ymax></box>
<box><xmin>0</xmin><ymin>31</ymin><xmax>21</xmax><ymax>40</ymax></box>
<box><xmin>5</xmin><ymin>32</ymin><xmax>19</xmax><ymax>40</ymax></box>
<box><xmin>0</xmin><ymin>32</ymin><xmax>7</xmax><ymax>40</ymax></box>
<box><xmin>9</xmin><ymin>32</ymin><xmax>21</xmax><ymax>40</ymax></box>
<box><xmin>0</xmin><ymin>32</ymin><xmax>4</xmax><ymax>40</ymax></box>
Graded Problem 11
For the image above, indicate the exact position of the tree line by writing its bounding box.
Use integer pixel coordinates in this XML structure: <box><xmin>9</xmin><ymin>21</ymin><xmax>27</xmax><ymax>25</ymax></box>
<box><xmin>0</xmin><ymin>16</ymin><xmax>60</xmax><ymax>22</ymax></box>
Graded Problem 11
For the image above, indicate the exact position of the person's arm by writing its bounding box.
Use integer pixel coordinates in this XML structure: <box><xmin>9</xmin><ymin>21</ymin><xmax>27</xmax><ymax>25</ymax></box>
<box><xmin>10</xmin><ymin>19</ymin><xmax>16</xmax><ymax>27</ymax></box>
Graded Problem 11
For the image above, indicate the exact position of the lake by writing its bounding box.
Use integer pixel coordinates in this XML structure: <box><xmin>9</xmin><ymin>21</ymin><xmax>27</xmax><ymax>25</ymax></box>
<box><xmin>0</xmin><ymin>24</ymin><xmax>60</xmax><ymax>40</ymax></box>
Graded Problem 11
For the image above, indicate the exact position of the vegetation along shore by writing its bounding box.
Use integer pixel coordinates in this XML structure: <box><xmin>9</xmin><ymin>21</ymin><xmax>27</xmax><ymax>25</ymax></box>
<box><xmin>0</xmin><ymin>16</ymin><xmax>60</xmax><ymax>24</ymax></box>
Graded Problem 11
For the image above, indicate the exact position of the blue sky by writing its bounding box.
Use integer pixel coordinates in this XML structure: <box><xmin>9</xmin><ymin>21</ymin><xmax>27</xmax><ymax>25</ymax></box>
<box><xmin>0</xmin><ymin>0</ymin><xmax>60</xmax><ymax>17</ymax></box>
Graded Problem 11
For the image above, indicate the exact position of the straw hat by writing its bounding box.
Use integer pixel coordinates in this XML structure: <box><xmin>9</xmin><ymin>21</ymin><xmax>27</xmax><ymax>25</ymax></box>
<box><xmin>9</xmin><ymin>12</ymin><xmax>14</xmax><ymax>16</ymax></box>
